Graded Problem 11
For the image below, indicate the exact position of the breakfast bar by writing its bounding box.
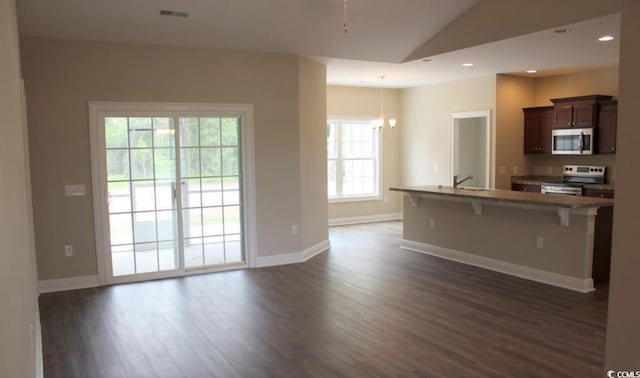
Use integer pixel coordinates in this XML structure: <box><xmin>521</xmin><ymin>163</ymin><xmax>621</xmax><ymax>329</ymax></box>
<box><xmin>389</xmin><ymin>186</ymin><xmax>614</xmax><ymax>292</ymax></box>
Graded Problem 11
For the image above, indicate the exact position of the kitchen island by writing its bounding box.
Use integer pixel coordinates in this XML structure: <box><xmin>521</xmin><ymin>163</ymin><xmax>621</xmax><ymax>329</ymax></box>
<box><xmin>389</xmin><ymin>186</ymin><xmax>614</xmax><ymax>292</ymax></box>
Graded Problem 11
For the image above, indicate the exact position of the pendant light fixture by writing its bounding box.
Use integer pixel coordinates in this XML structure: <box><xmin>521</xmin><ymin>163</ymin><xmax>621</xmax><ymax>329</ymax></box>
<box><xmin>343</xmin><ymin>0</ymin><xmax>349</xmax><ymax>33</ymax></box>
<box><xmin>375</xmin><ymin>75</ymin><xmax>397</xmax><ymax>129</ymax></box>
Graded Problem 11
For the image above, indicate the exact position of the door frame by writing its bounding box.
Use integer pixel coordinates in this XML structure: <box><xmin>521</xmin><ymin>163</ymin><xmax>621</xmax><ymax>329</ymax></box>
<box><xmin>89</xmin><ymin>102</ymin><xmax>257</xmax><ymax>285</ymax></box>
<box><xmin>450</xmin><ymin>110</ymin><xmax>493</xmax><ymax>189</ymax></box>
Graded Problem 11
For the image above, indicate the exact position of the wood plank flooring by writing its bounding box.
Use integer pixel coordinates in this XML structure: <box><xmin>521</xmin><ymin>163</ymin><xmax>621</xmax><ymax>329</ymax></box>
<box><xmin>39</xmin><ymin>221</ymin><xmax>609</xmax><ymax>377</ymax></box>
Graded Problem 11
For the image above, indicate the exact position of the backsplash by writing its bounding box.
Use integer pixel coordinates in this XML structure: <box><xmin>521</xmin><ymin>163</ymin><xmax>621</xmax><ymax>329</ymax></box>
<box><xmin>527</xmin><ymin>154</ymin><xmax>616</xmax><ymax>184</ymax></box>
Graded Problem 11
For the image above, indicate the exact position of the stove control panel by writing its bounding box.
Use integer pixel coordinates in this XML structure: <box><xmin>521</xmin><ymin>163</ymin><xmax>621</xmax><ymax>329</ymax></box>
<box><xmin>563</xmin><ymin>165</ymin><xmax>606</xmax><ymax>177</ymax></box>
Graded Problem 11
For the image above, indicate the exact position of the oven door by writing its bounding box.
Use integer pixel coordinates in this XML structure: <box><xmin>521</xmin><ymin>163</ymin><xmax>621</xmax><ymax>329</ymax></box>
<box><xmin>540</xmin><ymin>184</ymin><xmax>583</xmax><ymax>196</ymax></box>
<box><xmin>552</xmin><ymin>128</ymin><xmax>594</xmax><ymax>155</ymax></box>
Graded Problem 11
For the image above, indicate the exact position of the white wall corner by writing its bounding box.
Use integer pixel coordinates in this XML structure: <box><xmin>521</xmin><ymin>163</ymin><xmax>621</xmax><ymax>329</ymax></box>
<box><xmin>38</xmin><ymin>275</ymin><xmax>99</xmax><ymax>294</ymax></box>
<box><xmin>255</xmin><ymin>239</ymin><xmax>330</xmax><ymax>268</ymax></box>
<box><xmin>329</xmin><ymin>213</ymin><xmax>402</xmax><ymax>227</ymax></box>
<box><xmin>401</xmin><ymin>239</ymin><xmax>594</xmax><ymax>293</ymax></box>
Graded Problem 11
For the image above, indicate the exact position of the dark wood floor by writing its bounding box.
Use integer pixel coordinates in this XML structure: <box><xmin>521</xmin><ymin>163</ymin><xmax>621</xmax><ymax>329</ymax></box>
<box><xmin>40</xmin><ymin>221</ymin><xmax>609</xmax><ymax>377</ymax></box>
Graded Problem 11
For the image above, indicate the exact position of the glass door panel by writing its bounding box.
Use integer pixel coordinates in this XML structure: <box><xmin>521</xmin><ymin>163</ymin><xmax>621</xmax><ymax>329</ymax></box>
<box><xmin>103</xmin><ymin>114</ymin><xmax>244</xmax><ymax>280</ymax></box>
<box><xmin>105</xmin><ymin>117</ymin><xmax>179</xmax><ymax>277</ymax></box>
<box><xmin>179</xmin><ymin>117</ymin><xmax>244</xmax><ymax>268</ymax></box>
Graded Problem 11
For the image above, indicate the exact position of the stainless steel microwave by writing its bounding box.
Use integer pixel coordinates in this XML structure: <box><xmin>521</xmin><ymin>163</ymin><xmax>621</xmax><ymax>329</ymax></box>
<box><xmin>551</xmin><ymin>128</ymin><xmax>594</xmax><ymax>155</ymax></box>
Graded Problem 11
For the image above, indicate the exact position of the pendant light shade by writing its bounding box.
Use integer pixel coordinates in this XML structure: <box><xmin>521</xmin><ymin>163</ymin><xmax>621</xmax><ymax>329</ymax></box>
<box><xmin>376</xmin><ymin>76</ymin><xmax>397</xmax><ymax>129</ymax></box>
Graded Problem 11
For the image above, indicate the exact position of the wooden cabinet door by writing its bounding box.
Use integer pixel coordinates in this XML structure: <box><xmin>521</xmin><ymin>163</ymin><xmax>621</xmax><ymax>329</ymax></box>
<box><xmin>583</xmin><ymin>187</ymin><xmax>614</xmax><ymax>284</ymax></box>
<box><xmin>524</xmin><ymin>113</ymin><xmax>541</xmax><ymax>153</ymax></box>
<box><xmin>511</xmin><ymin>183</ymin><xmax>541</xmax><ymax>193</ymax></box>
<box><xmin>554</xmin><ymin>105</ymin><xmax>574</xmax><ymax>128</ymax></box>
<box><xmin>598</xmin><ymin>102</ymin><xmax>617</xmax><ymax>153</ymax></box>
<box><xmin>523</xmin><ymin>106</ymin><xmax>553</xmax><ymax>154</ymax></box>
<box><xmin>538</xmin><ymin>110</ymin><xmax>554</xmax><ymax>152</ymax></box>
<box><xmin>583</xmin><ymin>188</ymin><xmax>614</xmax><ymax>198</ymax></box>
<box><xmin>573</xmin><ymin>102</ymin><xmax>597</xmax><ymax>128</ymax></box>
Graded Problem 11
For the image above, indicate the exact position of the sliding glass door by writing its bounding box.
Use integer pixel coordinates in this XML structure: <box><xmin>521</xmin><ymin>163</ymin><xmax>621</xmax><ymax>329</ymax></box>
<box><xmin>95</xmin><ymin>106</ymin><xmax>248</xmax><ymax>283</ymax></box>
<box><xmin>179</xmin><ymin>117</ymin><xmax>243</xmax><ymax>268</ymax></box>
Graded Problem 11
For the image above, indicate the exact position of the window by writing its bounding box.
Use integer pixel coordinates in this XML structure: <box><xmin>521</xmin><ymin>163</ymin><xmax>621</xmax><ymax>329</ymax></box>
<box><xmin>327</xmin><ymin>119</ymin><xmax>381</xmax><ymax>201</ymax></box>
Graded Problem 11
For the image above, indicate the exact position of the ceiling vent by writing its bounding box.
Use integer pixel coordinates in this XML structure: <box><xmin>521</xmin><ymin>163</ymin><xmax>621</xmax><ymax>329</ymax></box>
<box><xmin>159</xmin><ymin>9</ymin><xmax>189</xmax><ymax>18</ymax></box>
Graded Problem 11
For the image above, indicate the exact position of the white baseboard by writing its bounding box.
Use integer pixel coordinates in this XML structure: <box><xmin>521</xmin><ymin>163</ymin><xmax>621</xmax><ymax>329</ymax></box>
<box><xmin>401</xmin><ymin>240</ymin><xmax>594</xmax><ymax>293</ymax></box>
<box><xmin>38</xmin><ymin>274</ymin><xmax>99</xmax><ymax>294</ymax></box>
<box><xmin>329</xmin><ymin>213</ymin><xmax>402</xmax><ymax>227</ymax></box>
<box><xmin>256</xmin><ymin>239</ymin><xmax>330</xmax><ymax>268</ymax></box>
<box><xmin>35</xmin><ymin>311</ymin><xmax>43</xmax><ymax>378</ymax></box>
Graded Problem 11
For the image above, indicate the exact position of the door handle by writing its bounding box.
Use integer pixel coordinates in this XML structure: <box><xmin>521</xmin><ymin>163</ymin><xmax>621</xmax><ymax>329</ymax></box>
<box><xmin>578</xmin><ymin>132</ymin><xmax>584</xmax><ymax>154</ymax></box>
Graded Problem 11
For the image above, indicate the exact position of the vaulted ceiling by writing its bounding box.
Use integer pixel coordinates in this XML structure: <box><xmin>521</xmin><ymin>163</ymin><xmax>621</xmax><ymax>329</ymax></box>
<box><xmin>16</xmin><ymin>0</ymin><xmax>622</xmax><ymax>87</ymax></box>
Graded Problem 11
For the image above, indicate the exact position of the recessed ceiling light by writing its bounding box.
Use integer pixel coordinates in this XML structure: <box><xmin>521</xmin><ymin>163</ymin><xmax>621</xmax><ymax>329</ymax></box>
<box><xmin>598</xmin><ymin>35</ymin><xmax>615</xmax><ymax>42</ymax></box>
<box><xmin>553</xmin><ymin>28</ymin><xmax>569</xmax><ymax>34</ymax></box>
<box><xmin>422</xmin><ymin>58</ymin><xmax>432</xmax><ymax>62</ymax></box>
<box><xmin>462</xmin><ymin>63</ymin><xmax>473</xmax><ymax>67</ymax></box>
<box><xmin>526</xmin><ymin>70</ymin><xmax>537</xmax><ymax>74</ymax></box>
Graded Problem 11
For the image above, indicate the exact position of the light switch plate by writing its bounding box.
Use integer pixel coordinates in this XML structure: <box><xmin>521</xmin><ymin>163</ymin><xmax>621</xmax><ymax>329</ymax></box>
<box><xmin>65</xmin><ymin>184</ymin><xmax>86</xmax><ymax>197</ymax></box>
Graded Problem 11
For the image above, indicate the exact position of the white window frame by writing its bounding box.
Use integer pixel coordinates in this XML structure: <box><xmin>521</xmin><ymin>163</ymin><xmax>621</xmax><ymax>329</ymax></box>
<box><xmin>327</xmin><ymin>117</ymin><xmax>383</xmax><ymax>203</ymax></box>
<box><xmin>89</xmin><ymin>102</ymin><xmax>257</xmax><ymax>286</ymax></box>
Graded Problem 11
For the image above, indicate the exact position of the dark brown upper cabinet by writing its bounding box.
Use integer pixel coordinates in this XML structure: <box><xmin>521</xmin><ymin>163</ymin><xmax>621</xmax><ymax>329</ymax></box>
<box><xmin>523</xmin><ymin>106</ymin><xmax>553</xmax><ymax>153</ymax></box>
<box><xmin>597</xmin><ymin>100</ymin><xmax>618</xmax><ymax>154</ymax></box>
<box><xmin>551</xmin><ymin>95</ymin><xmax>612</xmax><ymax>129</ymax></box>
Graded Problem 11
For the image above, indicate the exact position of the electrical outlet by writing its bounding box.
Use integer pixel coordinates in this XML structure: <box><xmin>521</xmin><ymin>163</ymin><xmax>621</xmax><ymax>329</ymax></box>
<box><xmin>499</xmin><ymin>166</ymin><xmax>506</xmax><ymax>175</ymax></box>
<box><xmin>434</xmin><ymin>164</ymin><xmax>439</xmax><ymax>173</ymax></box>
<box><xmin>513</xmin><ymin>166</ymin><xmax>519</xmax><ymax>174</ymax></box>
<box><xmin>536</xmin><ymin>236</ymin><xmax>544</xmax><ymax>249</ymax></box>
<box><xmin>64</xmin><ymin>245</ymin><xmax>73</xmax><ymax>257</ymax></box>
<box><xmin>291</xmin><ymin>225</ymin><xmax>298</xmax><ymax>236</ymax></box>
<box><xmin>384</xmin><ymin>196</ymin><xmax>389</xmax><ymax>203</ymax></box>
<box><xmin>429</xmin><ymin>219</ymin><xmax>435</xmax><ymax>229</ymax></box>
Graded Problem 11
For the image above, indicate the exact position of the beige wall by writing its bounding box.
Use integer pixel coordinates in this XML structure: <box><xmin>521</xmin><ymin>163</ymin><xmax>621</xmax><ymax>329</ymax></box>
<box><xmin>22</xmin><ymin>37</ymin><xmax>327</xmax><ymax>280</ymax></box>
<box><xmin>326</xmin><ymin>85</ymin><xmax>402</xmax><ymax>219</ymax></box>
<box><xmin>403</xmin><ymin>197</ymin><xmax>594</xmax><ymax>279</ymax></box>
<box><xmin>0</xmin><ymin>0</ymin><xmax>39</xmax><ymax>375</ymax></box>
<box><xmin>495</xmin><ymin>74</ymin><xmax>536</xmax><ymax>189</ymax></box>
<box><xmin>400</xmin><ymin>75</ymin><xmax>496</xmax><ymax>187</ymax></box>
<box><xmin>298</xmin><ymin>57</ymin><xmax>329</xmax><ymax>248</ymax></box>
<box><xmin>529</xmin><ymin>68</ymin><xmax>619</xmax><ymax>180</ymax></box>
<box><xmin>533</xmin><ymin>67</ymin><xmax>619</xmax><ymax>106</ymax></box>
<box><xmin>605</xmin><ymin>0</ymin><xmax>640</xmax><ymax>369</ymax></box>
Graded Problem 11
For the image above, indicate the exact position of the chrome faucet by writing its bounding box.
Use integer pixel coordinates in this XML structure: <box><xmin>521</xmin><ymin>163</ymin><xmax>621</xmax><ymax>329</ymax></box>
<box><xmin>453</xmin><ymin>174</ymin><xmax>474</xmax><ymax>189</ymax></box>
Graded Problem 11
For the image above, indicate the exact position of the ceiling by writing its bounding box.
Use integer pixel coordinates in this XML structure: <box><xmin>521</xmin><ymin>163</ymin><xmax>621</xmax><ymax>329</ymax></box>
<box><xmin>16</xmin><ymin>0</ymin><xmax>476</xmax><ymax>63</ymax></box>
<box><xmin>320</xmin><ymin>13</ymin><xmax>620</xmax><ymax>88</ymax></box>
<box><xmin>16</xmin><ymin>0</ymin><xmax>620</xmax><ymax>88</ymax></box>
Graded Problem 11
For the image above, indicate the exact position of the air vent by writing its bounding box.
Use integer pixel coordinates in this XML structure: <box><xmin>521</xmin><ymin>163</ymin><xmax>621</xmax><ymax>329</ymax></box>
<box><xmin>159</xmin><ymin>9</ymin><xmax>189</xmax><ymax>18</ymax></box>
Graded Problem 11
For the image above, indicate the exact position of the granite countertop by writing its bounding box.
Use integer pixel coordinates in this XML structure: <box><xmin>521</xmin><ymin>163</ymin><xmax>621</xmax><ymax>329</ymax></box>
<box><xmin>511</xmin><ymin>175</ymin><xmax>615</xmax><ymax>191</ymax></box>
<box><xmin>389</xmin><ymin>185</ymin><xmax>614</xmax><ymax>209</ymax></box>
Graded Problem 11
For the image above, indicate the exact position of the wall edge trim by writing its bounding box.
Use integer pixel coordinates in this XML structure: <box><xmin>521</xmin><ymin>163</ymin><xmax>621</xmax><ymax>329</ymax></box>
<box><xmin>255</xmin><ymin>240</ymin><xmax>330</xmax><ymax>268</ymax></box>
<box><xmin>329</xmin><ymin>213</ymin><xmax>402</xmax><ymax>227</ymax></box>
<box><xmin>38</xmin><ymin>275</ymin><xmax>100</xmax><ymax>294</ymax></box>
<box><xmin>401</xmin><ymin>239</ymin><xmax>595</xmax><ymax>293</ymax></box>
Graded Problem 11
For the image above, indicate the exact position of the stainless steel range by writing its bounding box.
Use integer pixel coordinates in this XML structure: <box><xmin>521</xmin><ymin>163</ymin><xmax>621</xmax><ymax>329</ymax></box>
<box><xmin>540</xmin><ymin>165</ymin><xmax>606</xmax><ymax>196</ymax></box>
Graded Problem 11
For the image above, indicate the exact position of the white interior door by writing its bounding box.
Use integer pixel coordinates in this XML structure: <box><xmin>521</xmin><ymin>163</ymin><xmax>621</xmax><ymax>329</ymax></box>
<box><xmin>92</xmin><ymin>104</ymin><xmax>252</xmax><ymax>284</ymax></box>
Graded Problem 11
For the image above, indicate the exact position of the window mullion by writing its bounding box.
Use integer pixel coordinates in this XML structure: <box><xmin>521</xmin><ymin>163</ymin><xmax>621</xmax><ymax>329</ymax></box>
<box><xmin>336</xmin><ymin>122</ymin><xmax>344</xmax><ymax>196</ymax></box>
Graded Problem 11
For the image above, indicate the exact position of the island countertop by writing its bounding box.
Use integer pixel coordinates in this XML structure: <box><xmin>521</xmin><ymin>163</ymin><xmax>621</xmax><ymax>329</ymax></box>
<box><xmin>389</xmin><ymin>186</ymin><xmax>614</xmax><ymax>209</ymax></box>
